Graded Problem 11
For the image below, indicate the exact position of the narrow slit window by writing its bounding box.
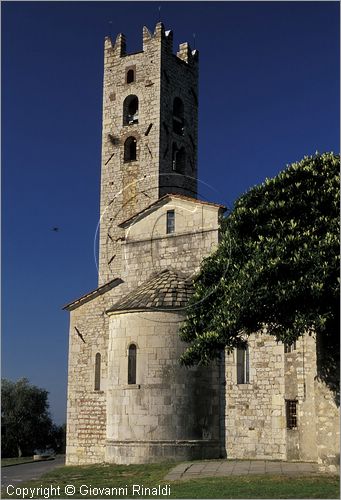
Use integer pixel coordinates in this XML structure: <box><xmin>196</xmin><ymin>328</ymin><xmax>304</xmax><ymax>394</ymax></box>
<box><xmin>126</xmin><ymin>69</ymin><xmax>135</xmax><ymax>84</ymax></box>
<box><xmin>94</xmin><ymin>353</ymin><xmax>101</xmax><ymax>391</ymax></box>
<box><xmin>286</xmin><ymin>399</ymin><xmax>298</xmax><ymax>429</ymax></box>
<box><xmin>166</xmin><ymin>210</ymin><xmax>175</xmax><ymax>234</ymax></box>
<box><xmin>128</xmin><ymin>344</ymin><xmax>137</xmax><ymax>385</ymax></box>
<box><xmin>236</xmin><ymin>345</ymin><xmax>249</xmax><ymax>384</ymax></box>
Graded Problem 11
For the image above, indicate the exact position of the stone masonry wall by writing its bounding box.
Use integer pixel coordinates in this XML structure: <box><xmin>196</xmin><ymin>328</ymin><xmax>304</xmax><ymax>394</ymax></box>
<box><xmin>284</xmin><ymin>333</ymin><xmax>339</xmax><ymax>467</ymax></box>
<box><xmin>226</xmin><ymin>331</ymin><xmax>339</xmax><ymax>465</ymax></box>
<box><xmin>159</xmin><ymin>36</ymin><xmax>198</xmax><ymax>198</ymax></box>
<box><xmin>99</xmin><ymin>29</ymin><xmax>161</xmax><ymax>284</ymax></box>
<box><xmin>121</xmin><ymin>198</ymin><xmax>223</xmax><ymax>289</ymax></box>
<box><xmin>106</xmin><ymin>311</ymin><xmax>221</xmax><ymax>464</ymax></box>
<box><xmin>66</xmin><ymin>283</ymin><xmax>126</xmax><ymax>465</ymax></box>
<box><xmin>66</xmin><ymin>197</ymin><xmax>222</xmax><ymax>465</ymax></box>
<box><xmin>225</xmin><ymin>332</ymin><xmax>286</xmax><ymax>460</ymax></box>
<box><xmin>103</xmin><ymin>198</ymin><xmax>223</xmax><ymax>463</ymax></box>
<box><xmin>315</xmin><ymin>378</ymin><xmax>340</xmax><ymax>471</ymax></box>
<box><xmin>284</xmin><ymin>334</ymin><xmax>318</xmax><ymax>462</ymax></box>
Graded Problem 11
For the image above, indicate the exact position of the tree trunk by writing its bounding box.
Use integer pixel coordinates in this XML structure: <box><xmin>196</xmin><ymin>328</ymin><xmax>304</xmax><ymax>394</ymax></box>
<box><xmin>17</xmin><ymin>444</ymin><xmax>22</xmax><ymax>458</ymax></box>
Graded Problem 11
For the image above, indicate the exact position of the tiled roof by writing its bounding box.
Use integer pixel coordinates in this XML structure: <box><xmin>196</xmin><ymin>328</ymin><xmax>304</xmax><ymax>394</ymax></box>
<box><xmin>106</xmin><ymin>269</ymin><xmax>194</xmax><ymax>313</ymax></box>
<box><xmin>118</xmin><ymin>193</ymin><xmax>226</xmax><ymax>228</ymax></box>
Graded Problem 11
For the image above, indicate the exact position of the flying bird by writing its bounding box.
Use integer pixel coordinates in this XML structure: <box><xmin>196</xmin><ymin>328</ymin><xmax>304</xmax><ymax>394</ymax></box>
<box><xmin>52</xmin><ymin>227</ymin><xmax>59</xmax><ymax>232</ymax></box>
<box><xmin>74</xmin><ymin>326</ymin><xmax>86</xmax><ymax>343</ymax></box>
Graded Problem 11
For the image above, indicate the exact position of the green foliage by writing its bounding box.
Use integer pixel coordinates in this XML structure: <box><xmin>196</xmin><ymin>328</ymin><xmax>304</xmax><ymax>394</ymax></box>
<box><xmin>1</xmin><ymin>378</ymin><xmax>53</xmax><ymax>457</ymax></box>
<box><xmin>49</xmin><ymin>423</ymin><xmax>66</xmax><ymax>454</ymax></box>
<box><xmin>180</xmin><ymin>153</ymin><xmax>339</xmax><ymax>369</ymax></box>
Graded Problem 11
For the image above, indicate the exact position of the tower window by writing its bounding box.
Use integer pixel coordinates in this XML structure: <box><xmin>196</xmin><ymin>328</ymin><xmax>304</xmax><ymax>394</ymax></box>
<box><xmin>128</xmin><ymin>344</ymin><xmax>137</xmax><ymax>385</ymax></box>
<box><xmin>172</xmin><ymin>144</ymin><xmax>186</xmax><ymax>173</ymax></box>
<box><xmin>124</xmin><ymin>136</ymin><xmax>137</xmax><ymax>162</ymax></box>
<box><xmin>286</xmin><ymin>400</ymin><xmax>298</xmax><ymax>429</ymax></box>
<box><xmin>126</xmin><ymin>68</ymin><xmax>135</xmax><ymax>84</ymax></box>
<box><xmin>236</xmin><ymin>345</ymin><xmax>249</xmax><ymax>384</ymax></box>
<box><xmin>123</xmin><ymin>95</ymin><xmax>139</xmax><ymax>125</ymax></box>
<box><xmin>94</xmin><ymin>353</ymin><xmax>101</xmax><ymax>391</ymax></box>
<box><xmin>173</xmin><ymin>97</ymin><xmax>184</xmax><ymax>135</ymax></box>
<box><xmin>166</xmin><ymin>210</ymin><xmax>175</xmax><ymax>234</ymax></box>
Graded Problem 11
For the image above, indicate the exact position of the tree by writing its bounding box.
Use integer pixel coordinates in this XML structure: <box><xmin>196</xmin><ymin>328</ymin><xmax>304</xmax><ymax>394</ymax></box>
<box><xmin>48</xmin><ymin>423</ymin><xmax>66</xmax><ymax>454</ymax></box>
<box><xmin>1</xmin><ymin>378</ymin><xmax>53</xmax><ymax>457</ymax></box>
<box><xmin>180</xmin><ymin>153</ymin><xmax>339</xmax><ymax>398</ymax></box>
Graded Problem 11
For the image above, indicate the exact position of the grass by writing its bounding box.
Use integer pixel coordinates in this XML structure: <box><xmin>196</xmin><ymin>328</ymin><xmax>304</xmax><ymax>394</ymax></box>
<box><xmin>1</xmin><ymin>462</ymin><xmax>339</xmax><ymax>499</ymax></box>
<box><xmin>1</xmin><ymin>457</ymin><xmax>34</xmax><ymax>467</ymax></box>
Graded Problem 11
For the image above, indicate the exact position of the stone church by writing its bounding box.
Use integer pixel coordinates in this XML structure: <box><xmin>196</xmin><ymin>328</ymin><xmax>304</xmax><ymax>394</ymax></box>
<box><xmin>64</xmin><ymin>23</ymin><xmax>339</xmax><ymax>470</ymax></box>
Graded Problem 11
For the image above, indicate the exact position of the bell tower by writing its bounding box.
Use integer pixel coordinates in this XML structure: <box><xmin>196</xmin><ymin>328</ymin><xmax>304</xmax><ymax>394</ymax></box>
<box><xmin>98</xmin><ymin>23</ymin><xmax>199</xmax><ymax>285</ymax></box>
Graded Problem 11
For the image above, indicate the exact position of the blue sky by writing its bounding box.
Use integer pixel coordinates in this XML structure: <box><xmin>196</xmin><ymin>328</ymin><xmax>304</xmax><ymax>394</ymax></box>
<box><xmin>2</xmin><ymin>1</ymin><xmax>340</xmax><ymax>424</ymax></box>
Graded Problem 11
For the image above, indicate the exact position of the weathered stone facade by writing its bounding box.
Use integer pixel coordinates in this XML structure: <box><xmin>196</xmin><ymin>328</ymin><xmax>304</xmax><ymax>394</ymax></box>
<box><xmin>120</xmin><ymin>195</ymin><xmax>223</xmax><ymax>288</ymax></box>
<box><xmin>65</xmin><ymin>191</ymin><xmax>224</xmax><ymax>465</ymax></box>
<box><xmin>225</xmin><ymin>332</ymin><xmax>286</xmax><ymax>460</ymax></box>
<box><xmin>225</xmin><ymin>332</ymin><xmax>339</xmax><ymax>470</ymax></box>
<box><xmin>65</xmin><ymin>283</ymin><xmax>121</xmax><ymax>464</ymax></box>
<box><xmin>99</xmin><ymin>23</ymin><xmax>198</xmax><ymax>284</ymax></box>
<box><xmin>106</xmin><ymin>310</ymin><xmax>220</xmax><ymax>464</ymax></box>
<box><xmin>65</xmin><ymin>22</ymin><xmax>339</xmax><ymax>468</ymax></box>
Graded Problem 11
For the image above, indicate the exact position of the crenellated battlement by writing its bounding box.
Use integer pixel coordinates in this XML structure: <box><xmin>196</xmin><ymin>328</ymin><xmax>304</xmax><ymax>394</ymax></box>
<box><xmin>177</xmin><ymin>42</ymin><xmax>199</xmax><ymax>64</ymax></box>
<box><xmin>105</xmin><ymin>22</ymin><xmax>198</xmax><ymax>65</ymax></box>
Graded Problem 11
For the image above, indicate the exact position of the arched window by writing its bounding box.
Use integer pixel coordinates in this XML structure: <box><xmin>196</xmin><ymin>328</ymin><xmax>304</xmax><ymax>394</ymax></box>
<box><xmin>173</xmin><ymin>97</ymin><xmax>184</xmax><ymax>135</ymax></box>
<box><xmin>124</xmin><ymin>136</ymin><xmax>137</xmax><ymax>162</ymax></box>
<box><xmin>94</xmin><ymin>353</ymin><xmax>101</xmax><ymax>391</ymax></box>
<box><xmin>123</xmin><ymin>95</ymin><xmax>139</xmax><ymax>125</ymax></box>
<box><xmin>126</xmin><ymin>69</ymin><xmax>135</xmax><ymax>84</ymax></box>
<box><xmin>172</xmin><ymin>144</ymin><xmax>186</xmax><ymax>173</ymax></box>
<box><xmin>128</xmin><ymin>344</ymin><xmax>137</xmax><ymax>385</ymax></box>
